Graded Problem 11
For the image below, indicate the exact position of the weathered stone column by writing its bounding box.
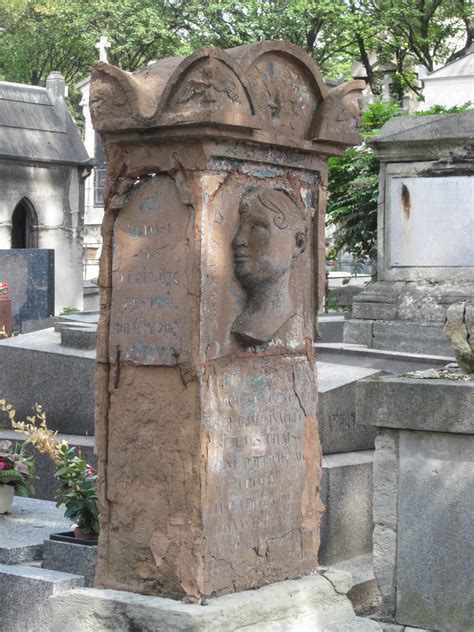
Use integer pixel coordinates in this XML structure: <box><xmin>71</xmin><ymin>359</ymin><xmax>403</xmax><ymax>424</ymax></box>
<box><xmin>91</xmin><ymin>41</ymin><xmax>363</xmax><ymax>600</ymax></box>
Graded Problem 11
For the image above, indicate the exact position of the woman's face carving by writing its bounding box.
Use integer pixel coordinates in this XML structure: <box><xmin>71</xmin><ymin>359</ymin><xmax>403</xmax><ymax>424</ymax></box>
<box><xmin>232</xmin><ymin>191</ymin><xmax>304</xmax><ymax>288</ymax></box>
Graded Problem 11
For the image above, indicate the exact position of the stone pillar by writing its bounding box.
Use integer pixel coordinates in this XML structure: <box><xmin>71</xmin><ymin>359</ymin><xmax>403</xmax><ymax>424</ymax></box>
<box><xmin>91</xmin><ymin>42</ymin><xmax>363</xmax><ymax>600</ymax></box>
<box><xmin>357</xmin><ymin>374</ymin><xmax>474</xmax><ymax>631</ymax></box>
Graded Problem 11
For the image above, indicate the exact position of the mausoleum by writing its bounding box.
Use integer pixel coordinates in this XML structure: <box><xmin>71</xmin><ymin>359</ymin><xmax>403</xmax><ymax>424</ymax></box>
<box><xmin>419</xmin><ymin>43</ymin><xmax>474</xmax><ymax>111</ymax></box>
<box><xmin>0</xmin><ymin>72</ymin><xmax>94</xmax><ymax>312</ymax></box>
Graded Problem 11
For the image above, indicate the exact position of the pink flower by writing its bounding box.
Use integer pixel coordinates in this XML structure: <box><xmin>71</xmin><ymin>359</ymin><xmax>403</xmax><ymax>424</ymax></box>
<box><xmin>15</xmin><ymin>462</ymin><xmax>28</xmax><ymax>474</ymax></box>
<box><xmin>0</xmin><ymin>457</ymin><xmax>11</xmax><ymax>470</ymax></box>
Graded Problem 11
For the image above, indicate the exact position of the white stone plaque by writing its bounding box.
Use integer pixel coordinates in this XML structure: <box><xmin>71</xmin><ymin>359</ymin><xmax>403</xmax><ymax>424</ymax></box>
<box><xmin>388</xmin><ymin>176</ymin><xmax>474</xmax><ymax>268</ymax></box>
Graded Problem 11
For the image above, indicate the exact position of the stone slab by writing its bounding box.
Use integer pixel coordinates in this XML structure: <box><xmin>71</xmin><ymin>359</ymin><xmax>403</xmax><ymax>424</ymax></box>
<box><xmin>396</xmin><ymin>431</ymin><xmax>474</xmax><ymax>631</ymax></box>
<box><xmin>58</xmin><ymin>311</ymin><xmax>100</xmax><ymax>325</ymax></box>
<box><xmin>319</xmin><ymin>451</ymin><xmax>374</xmax><ymax>566</ymax></box>
<box><xmin>60</xmin><ymin>325</ymin><xmax>97</xmax><ymax>350</ymax></box>
<box><xmin>43</xmin><ymin>539</ymin><xmax>98</xmax><ymax>586</ymax></box>
<box><xmin>372</xmin><ymin>320</ymin><xmax>453</xmax><ymax>356</ymax></box>
<box><xmin>0</xmin><ymin>497</ymin><xmax>70</xmax><ymax>563</ymax></box>
<box><xmin>318</xmin><ymin>362</ymin><xmax>379</xmax><ymax>453</ymax></box>
<box><xmin>370</xmin><ymin>109</ymin><xmax>474</xmax><ymax>148</ymax></box>
<box><xmin>388</xmin><ymin>176</ymin><xmax>474</xmax><ymax>269</ymax></box>
<box><xmin>21</xmin><ymin>316</ymin><xmax>58</xmax><ymax>333</ymax></box>
<box><xmin>371</xmin><ymin>429</ymin><xmax>399</xmax><ymax>621</ymax></box>
<box><xmin>356</xmin><ymin>376</ymin><xmax>474</xmax><ymax>434</ymax></box>
<box><xmin>0</xmin><ymin>328</ymin><xmax>95</xmax><ymax>435</ymax></box>
<box><xmin>49</xmin><ymin>575</ymin><xmax>383</xmax><ymax>632</ymax></box>
<box><xmin>316</xmin><ymin>344</ymin><xmax>452</xmax><ymax>373</ymax></box>
<box><xmin>343</xmin><ymin>320</ymin><xmax>374</xmax><ymax>347</ymax></box>
<box><xmin>332</xmin><ymin>285</ymin><xmax>363</xmax><ymax>308</ymax></box>
<box><xmin>318</xmin><ymin>314</ymin><xmax>344</xmax><ymax>343</ymax></box>
<box><xmin>352</xmin><ymin>303</ymin><xmax>398</xmax><ymax>321</ymax></box>
<box><xmin>0</xmin><ymin>249</ymin><xmax>54</xmax><ymax>330</ymax></box>
<box><xmin>0</xmin><ymin>563</ymin><xmax>83</xmax><ymax>632</ymax></box>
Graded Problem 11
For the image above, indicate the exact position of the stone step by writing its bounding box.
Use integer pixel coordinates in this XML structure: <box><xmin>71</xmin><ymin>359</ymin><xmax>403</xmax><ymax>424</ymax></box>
<box><xmin>0</xmin><ymin>497</ymin><xmax>70</xmax><ymax>564</ymax></box>
<box><xmin>43</xmin><ymin>538</ymin><xmax>98</xmax><ymax>587</ymax></box>
<box><xmin>320</xmin><ymin>450</ymin><xmax>374</xmax><ymax>567</ymax></box>
<box><xmin>0</xmin><ymin>327</ymin><xmax>95</xmax><ymax>435</ymax></box>
<box><xmin>344</xmin><ymin>318</ymin><xmax>455</xmax><ymax>357</ymax></box>
<box><xmin>316</xmin><ymin>343</ymin><xmax>452</xmax><ymax>373</ymax></box>
<box><xmin>0</xmin><ymin>563</ymin><xmax>83</xmax><ymax>632</ymax></box>
<box><xmin>318</xmin><ymin>362</ymin><xmax>382</xmax><ymax>453</ymax></box>
<box><xmin>317</xmin><ymin>314</ymin><xmax>345</xmax><ymax>343</ymax></box>
<box><xmin>60</xmin><ymin>324</ymin><xmax>97</xmax><ymax>350</ymax></box>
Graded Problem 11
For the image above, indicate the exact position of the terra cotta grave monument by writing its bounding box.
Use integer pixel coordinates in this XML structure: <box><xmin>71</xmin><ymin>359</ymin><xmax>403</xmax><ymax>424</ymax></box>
<box><xmin>91</xmin><ymin>41</ymin><xmax>363</xmax><ymax>600</ymax></box>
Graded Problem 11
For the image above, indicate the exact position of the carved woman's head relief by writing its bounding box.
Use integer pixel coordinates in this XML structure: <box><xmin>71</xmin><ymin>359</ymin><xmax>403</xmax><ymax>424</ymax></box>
<box><xmin>231</xmin><ymin>186</ymin><xmax>308</xmax><ymax>346</ymax></box>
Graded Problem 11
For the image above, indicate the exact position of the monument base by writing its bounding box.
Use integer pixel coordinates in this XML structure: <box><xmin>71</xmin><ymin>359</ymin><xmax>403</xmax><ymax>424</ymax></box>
<box><xmin>344</xmin><ymin>280</ymin><xmax>473</xmax><ymax>356</ymax></box>
<box><xmin>49</xmin><ymin>572</ymin><xmax>382</xmax><ymax>631</ymax></box>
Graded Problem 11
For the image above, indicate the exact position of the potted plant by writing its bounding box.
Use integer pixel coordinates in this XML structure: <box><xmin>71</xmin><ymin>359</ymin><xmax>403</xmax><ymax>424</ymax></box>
<box><xmin>0</xmin><ymin>400</ymin><xmax>99</xmax><ymax>540</ymax></box>
<box><xmin>53</xmin><ymin>445</ymin><xmax>99</xmax><ymax>542</ymax></box>
<box><xmin>0</xmin><ymin>439</ymin><xmax>34</xmax><ymax>513</ymax></box>
<box><xmin>0</xmin><ymin>279</ymin><xmax>12</xmax><ymax>337</ymax></box>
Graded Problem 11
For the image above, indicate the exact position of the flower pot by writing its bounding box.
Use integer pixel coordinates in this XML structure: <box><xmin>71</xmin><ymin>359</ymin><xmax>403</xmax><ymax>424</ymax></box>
<box><xmin>74</xmin><ymin>526</ymin><xmax>99</xmax><ymax>542</ymax></box>
<box><xmin>50</xmin><ymin>530</ymin><xmax>98</xmax><ymax>546</ymax></box>
<box><xmin>0</xmin><ymin>484</ymin><xmax>14</xmax><ymax>513</ymax></box>
<box><xmin>0</xmin><ymin>296</ymin><xmax>12</xmax><ymax>336</ymax></box>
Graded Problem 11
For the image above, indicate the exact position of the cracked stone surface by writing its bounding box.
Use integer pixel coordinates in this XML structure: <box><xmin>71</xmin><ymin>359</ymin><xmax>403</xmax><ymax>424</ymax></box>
<box><xmin>91</xmin><ymin>40</ymin><xmax>364</xmax><ymax>600</ymax></box>
<box><xmin>50</xmin><ymin>575</ymin><xmax>383</xmax><ymax>631</ymax></box>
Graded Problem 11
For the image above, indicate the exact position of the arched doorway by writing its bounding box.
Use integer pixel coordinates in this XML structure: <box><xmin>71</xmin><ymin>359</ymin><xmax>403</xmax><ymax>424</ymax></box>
<box><xmin>11</xmin><ymin>198</ymin><xmax>38</xmax><ymax>248</ymax></box>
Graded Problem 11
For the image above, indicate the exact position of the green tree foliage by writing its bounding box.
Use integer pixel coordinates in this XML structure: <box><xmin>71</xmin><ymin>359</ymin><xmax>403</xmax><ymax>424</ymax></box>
<box><xmin>361</xmin><ymin>0</ymin><xmax>472</xmax><ymax>99</ymax></box>
<box><xmin>1</xmin><ymin>0</ymin><xmax>469</xmax><ymax>96</ymax></box>
<box><xmin>327</xmin><ymin>101</ymin><xmax>402</xmax><ymax>261</ymax></box>
<box><xmin>0</xmin><ymin>0</ymin><xmax>184</xmax><ymax>86</ymax></box>
<box><xmin>172</xmin><ymin>0</ymin><xmax>359</xmax><ymax>79</ymax></box>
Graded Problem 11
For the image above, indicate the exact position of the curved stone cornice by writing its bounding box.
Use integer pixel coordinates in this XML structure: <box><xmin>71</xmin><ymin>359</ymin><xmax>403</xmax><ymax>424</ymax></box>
<box><xmin>91</xmin><ymin>40</ymin><xmax>363</xmax><ymax>150</ymax></box>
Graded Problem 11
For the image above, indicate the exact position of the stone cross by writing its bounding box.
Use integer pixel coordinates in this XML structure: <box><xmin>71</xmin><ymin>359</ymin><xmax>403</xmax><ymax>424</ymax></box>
<box><xmin>95</xmin><ymin>36</ymin><xmax>111</xmax><ymax>62</ymax></box>
<box><xmin>381</xmin><ymin>72</ymin><xmax>392</xmax><ymax>101</ymax></box>
<box><xmin>90</xmin><ymin>41</ymin><xmax>364</xmax><ymax>601</ymax></box>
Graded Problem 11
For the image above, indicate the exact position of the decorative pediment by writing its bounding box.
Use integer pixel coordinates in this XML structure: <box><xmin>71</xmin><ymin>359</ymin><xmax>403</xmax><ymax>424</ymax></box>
<box><xmin>158</xmin><ymin>48</ymin><xmax>257</xmax><ymax>129</ymax></box>
<box><xmin>90</xmin><ymin>41</ymin><xmax>363</xmax><ymax>151</ymax></box>
<box><xmin>311</xmin><ymin>80</ymin><xmax>366</xmax><ymax>146</ymax></box>
<box><xmin>90</xmin><ymin>62</ymin><xmax>156</xmax><ymax>129</ymax></box>
<box><xmin>236</xmin><ymin>41</ymin><xmax>328</xmax><ymax>138</ymax></box>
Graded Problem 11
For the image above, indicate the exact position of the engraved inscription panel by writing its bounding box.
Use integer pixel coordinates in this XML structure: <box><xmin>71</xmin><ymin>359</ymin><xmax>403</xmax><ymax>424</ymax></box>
<box><xmin>110</xmin><ymin>175</ymin><xmax>193</xmax><ymax>365</ymax></box>
<box><xmin>203</xmin><ymin>356</ymin><xmax>320</xmax><ymax>590</ymax></box>
<box><xmin>389</xmin><ymin>176</ymin><xmax>474</xmax><ymax>268</ymax></box>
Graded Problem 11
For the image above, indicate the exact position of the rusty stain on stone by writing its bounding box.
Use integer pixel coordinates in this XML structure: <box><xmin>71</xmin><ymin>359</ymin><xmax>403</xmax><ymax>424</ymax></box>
<box><xmin>401</xmin><ymin>183</ymin><xmax>411</xmax><ymax>220</ymax></box>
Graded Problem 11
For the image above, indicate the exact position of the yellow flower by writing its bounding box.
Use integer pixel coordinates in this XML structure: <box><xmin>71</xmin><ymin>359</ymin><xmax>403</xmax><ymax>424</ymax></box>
<box><xmin>0</xmin><ymin>401</ymin><xmax>68</xmax><ymax>466</ymax></box>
